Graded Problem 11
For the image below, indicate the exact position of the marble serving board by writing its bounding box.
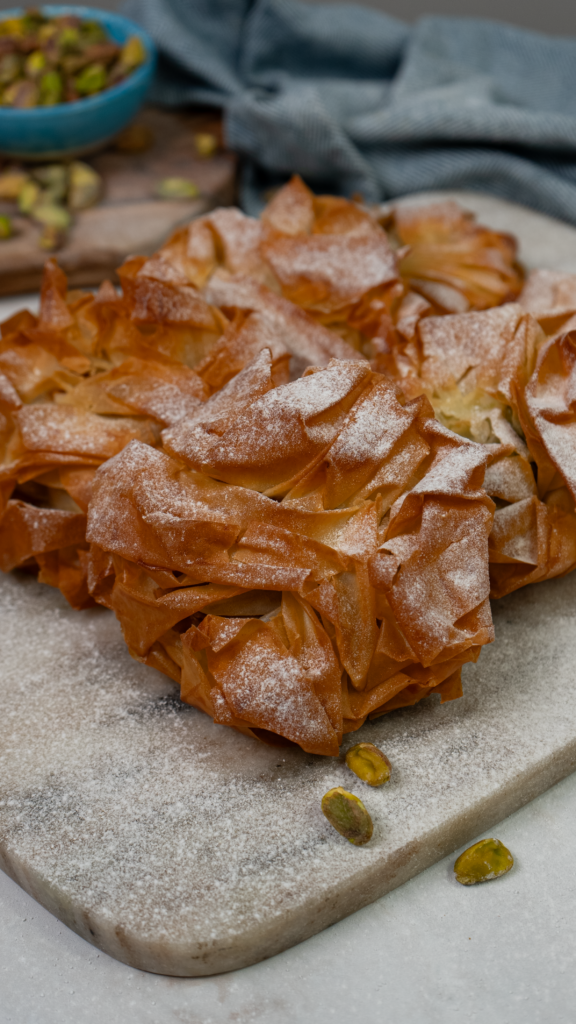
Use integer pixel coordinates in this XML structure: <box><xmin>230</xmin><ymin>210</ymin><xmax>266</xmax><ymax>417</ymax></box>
<box><xmin>1</xmin><ymin>193</ymin><xmax>576</xmax><ymax>978</ymax></box>
<box><xmin>1</xmin><ymin>569</ymin><xmax>576</xmax><ymax>977</ymax></box>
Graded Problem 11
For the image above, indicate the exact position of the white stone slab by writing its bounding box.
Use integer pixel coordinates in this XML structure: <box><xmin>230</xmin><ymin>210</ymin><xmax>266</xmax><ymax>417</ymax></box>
<box><xmin>0</xmin><ymin>567</ymin><xmax>575</xmax><ymax>977</ymax></box>
<box><xmin>2</xmin><ymin>193</ymin><xmax>576</xmax><ymax>978</ymax></box>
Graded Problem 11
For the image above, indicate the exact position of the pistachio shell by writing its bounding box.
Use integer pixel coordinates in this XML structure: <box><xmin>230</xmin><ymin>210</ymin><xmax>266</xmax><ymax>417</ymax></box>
<box><xmin>321</xmin><ymin>787</ymin><xmax>373</xmax><ymax>845</ymax></box>
<box><xmin>345</xmin><ymin>743</ymin><xmax>391</xmax><ymax>787</ymax></box>
<box><xmin>454</xmin><ymin>838</ymin><xmax>514</xmax><ymax>885</ymax></box>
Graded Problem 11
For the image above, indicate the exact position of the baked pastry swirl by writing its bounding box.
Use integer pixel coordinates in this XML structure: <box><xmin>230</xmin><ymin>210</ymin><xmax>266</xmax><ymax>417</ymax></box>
<box><xmin>85</xmin><ymin>354</ymin><xmax>495</xmax><ymax>754</ymax></box>
<box><xmin>1</xmin><ymin>182</ymin><xmax>573</xmax><ymax>754</ymax></box>
<box><xmin>377</xmin><ymin>301</ymin><xmax>576</xmax><ymax>596</ymax></box>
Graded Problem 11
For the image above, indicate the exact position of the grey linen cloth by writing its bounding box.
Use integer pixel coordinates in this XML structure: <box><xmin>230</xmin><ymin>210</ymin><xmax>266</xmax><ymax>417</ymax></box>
<box><xmin>125</xmin><ymin>0</ymin><xmax>576</xmax><ymax>220</ymax></box>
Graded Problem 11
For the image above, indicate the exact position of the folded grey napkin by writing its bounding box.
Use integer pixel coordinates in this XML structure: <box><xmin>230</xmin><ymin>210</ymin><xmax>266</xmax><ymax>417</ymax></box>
<box><xmin>125</xmin><ymin>0</ymin><xmax>576</xmax><ymax>220</ymax></box>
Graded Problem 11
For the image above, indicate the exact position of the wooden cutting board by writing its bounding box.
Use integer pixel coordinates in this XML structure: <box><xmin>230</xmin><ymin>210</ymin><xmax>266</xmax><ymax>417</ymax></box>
<box><xmin>0</xmin><ymin>107</ymin><xmax>237</xmax><ymax>295</ymax></box>
<box><xmin>0</xmin><ymin>195</ymin><xmax>576</xmax><ymax>977</ymax></box>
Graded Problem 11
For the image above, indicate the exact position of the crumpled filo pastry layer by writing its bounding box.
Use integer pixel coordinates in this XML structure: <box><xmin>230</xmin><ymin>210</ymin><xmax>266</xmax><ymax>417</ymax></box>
<box><xmin>85</xmin><ymin>353</ymin><xmax>495</xmax><ymax>754</ymax></box>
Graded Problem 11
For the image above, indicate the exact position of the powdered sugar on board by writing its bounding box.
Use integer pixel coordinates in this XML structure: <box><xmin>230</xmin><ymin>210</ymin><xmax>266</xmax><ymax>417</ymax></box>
<box><xmin>1</xmin><ymin>568</ymin><xmax>576</xmax><ymax>976</ymax></box>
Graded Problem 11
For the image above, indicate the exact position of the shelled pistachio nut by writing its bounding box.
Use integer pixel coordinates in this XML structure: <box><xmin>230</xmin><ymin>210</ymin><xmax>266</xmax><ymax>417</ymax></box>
<box><xmin>345</xmin><ymin>743</ymin><xmax>391</xmax><ymax>787</ymax></box>
<box><xmin>120</xmin><ymin>36</ymin><xmax>145</xmax><ymax>71</ymax></box>
<box><xmin>454</xmin><ymin>838</ymin><xmax>514</xmax><ymax>885</ymax></box>
<box><xmin>38</xmin><ymin>69</ymin><xmax>63</xmax><ymax>106</ymax></box>
<box><xmin>155</xmin><ymin>177</ymin><xmax>199</xmax><ymax>199</ymax></box>
<box><xmin>321</xmin><ymin>787</ymin><xmax>373</xmax><ymax>845</ymax></box>
<box><xmin>18</xmin><ymin>180</ymin><xmax>41</xmax><ymax>214</ymax></box>
<box><xmin>75</xmin><ymin>61</ymin><xmax>107</xmax><ymax>96</ymax></box>
<box><xmin>32</xmin><ymin>202</ymin><xmax>71</xmax><ymax>229</ymax></box>
<box><xmin>68</xmin><ymin>161</ymin><xmax>102</xmax><ymax>210</ymax></box>
<box><xmin>24</xmin><ymin>49</ymin><xmax>47</xmax><ymax>78</ymax></box>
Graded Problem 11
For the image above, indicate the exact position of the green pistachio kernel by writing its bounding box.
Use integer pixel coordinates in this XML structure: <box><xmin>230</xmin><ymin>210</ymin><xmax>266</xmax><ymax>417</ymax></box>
<box><xmin>32</xmin><ymin>202</ymin><xmax>71</xmax><ymax>229</ymax></box>
<box><xmin>68</xmin><ymin>161</ymin><xmax>102</xmax><ymax>210</ymax></box>
<box><xmin>155</xmin><ymin>177</ymin><xmax>199</xmax><ymax>199</ymax></box>
<box><xmin>0</xmin><ymin>214</ymin><xmax>13</xmax><ymax>240</ymax></box>
<box><xmin>18</xmin><ymin>179</ymin><xmax>41</xmax><ymax>214</ymax></box>
<box><xmin>120</xmin><ymin>36</ymin><xmax>145</xmax><ymax>70</ymax></box>
<box><xmin>345</xmin><ymin>742</ymin><xmax>391</xmax><ymax>787</ymax></box>
<box><xmin>321</xmin><ymin>787</ymin><xmax>373</xmax><ymax>845</ymax></box>
<box><xmin>24</xmin><ymin>49</ymin><xmax>46</xmax><ymax>78</ymax></box>
<box><xmin>75</xmin><ymin>62</ymin><xmax>107</xmax><ymax>96</ymax></box>
<box><xmin>454</xmin><ymin>838</ymin><xmax>514</xmax><ymax>885</ymax></box>
<box><xmin>39</xmin><ymin>69</ymin><xmax>63</xmax><ymax>105</ymax></box>
<box><xmin>58</xmin><ymin>26</ymin><xmax>80</xmax><ymax>53</ymax></box>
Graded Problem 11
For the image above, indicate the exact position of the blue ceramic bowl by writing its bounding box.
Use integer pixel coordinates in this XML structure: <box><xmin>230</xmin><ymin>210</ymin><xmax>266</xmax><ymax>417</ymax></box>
<box><xmin>0</xmin><ymin>6</ymin><xmax>156</xmax><ymax>159</ymax></box>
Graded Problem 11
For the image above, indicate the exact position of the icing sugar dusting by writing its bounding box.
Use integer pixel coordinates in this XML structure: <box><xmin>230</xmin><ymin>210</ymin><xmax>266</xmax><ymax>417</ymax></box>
<box><xmin>519</xmin><ymin>269</ymin><xmax>576</xmax><ymax>317</ymax></box>
<box><xmin>263</xmin><ymin>234</ymin><xmax>398</xmax><ymax>307</ymax></box>
<box><xmin>15</xmin><ymin>405</ymin><xmax>156</xmax><ymax>458</ymax></box>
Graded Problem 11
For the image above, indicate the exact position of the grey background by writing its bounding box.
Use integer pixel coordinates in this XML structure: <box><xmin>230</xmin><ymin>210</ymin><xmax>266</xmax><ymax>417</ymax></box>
<box><xmin>0</xmin><ymin>0</ymin><xmax>574</xmax><ymax>37</ymax></box>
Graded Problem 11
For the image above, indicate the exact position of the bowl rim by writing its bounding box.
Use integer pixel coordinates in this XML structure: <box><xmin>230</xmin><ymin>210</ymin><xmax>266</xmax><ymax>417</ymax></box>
<box><xmin>0</xmin><ymin>4</ymin><xmax>156</xmax><ymax>117</ymax></box>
